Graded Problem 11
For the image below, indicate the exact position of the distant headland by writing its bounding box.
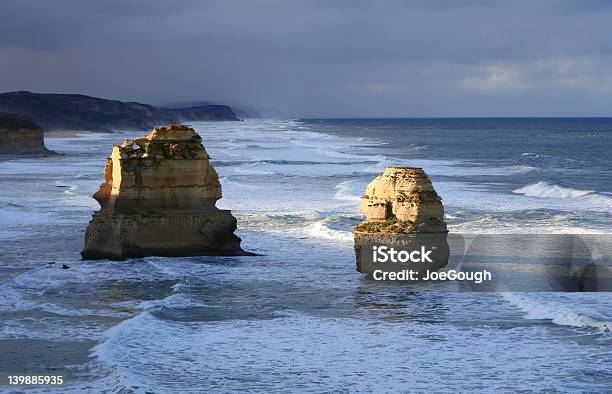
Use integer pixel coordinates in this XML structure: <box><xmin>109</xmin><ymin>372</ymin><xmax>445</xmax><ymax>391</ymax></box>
<box><xmin>0</xmin><ymin>91</ymin><xmax>239</xmax><ymax>132</ymax></box>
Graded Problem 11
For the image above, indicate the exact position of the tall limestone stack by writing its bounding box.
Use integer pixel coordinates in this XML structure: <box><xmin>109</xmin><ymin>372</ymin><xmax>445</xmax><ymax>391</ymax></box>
<box><xmin>82</xmin><ymin>124</ymin><xmax>244</xmax><ymax>260</ymax></box>
<box><xmin>354</xmin><ymin>166</ymin><xmax>449</xmax><ymax>277</ymax></box>
<box><xmin>0</xmin><ymin>113</ymin><xmax>54</xmax><ymax>155</ymax></box>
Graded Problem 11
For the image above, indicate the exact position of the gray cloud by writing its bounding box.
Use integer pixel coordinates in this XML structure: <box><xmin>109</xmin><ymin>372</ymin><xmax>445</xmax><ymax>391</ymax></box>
<box><xmin>1</xmin><ymin>0</ymin><xmax>612</xmax><ymax>117</ymax></box>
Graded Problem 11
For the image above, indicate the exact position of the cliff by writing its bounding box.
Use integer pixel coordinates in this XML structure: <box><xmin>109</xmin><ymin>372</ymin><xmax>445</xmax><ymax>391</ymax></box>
<box><xmin>0</xmin><ymin>113</ymin><xmax>55</xmax><ymax>155</ymax></box>
<box><xmin>165</xmin><ymin>100</ymin><xmax>287</xmax><ymax>119</ymax></box>
<box><xmin>353</xmin><ymin>166</ymin><xmax>449</xmax><ymax>277</ymax></box>
<box><xmin>0</xmin><ymin>91</ymin><xmax>238</xmax><ymax>132</ymax></box>
<box><xmin>82</xmin><ymin>124</ymin><xmax>244</xmax><ymax>260</ymax></box>
<box><xmin>166</xmin><ymin>100</ymin><xmax>263</xmax><ymax>119</ymax></box>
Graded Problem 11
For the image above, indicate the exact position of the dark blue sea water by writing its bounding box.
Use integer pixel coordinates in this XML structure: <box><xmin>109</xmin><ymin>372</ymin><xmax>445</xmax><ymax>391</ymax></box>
<box><xmin>310</xmin><ymin>117</ymin><xmax>612</xmax><ymax>191</ymax></box>
<box><xmin>0</xmin><ymin>118</ymin><xmax>610</xmax><ymax>392</ymax></box>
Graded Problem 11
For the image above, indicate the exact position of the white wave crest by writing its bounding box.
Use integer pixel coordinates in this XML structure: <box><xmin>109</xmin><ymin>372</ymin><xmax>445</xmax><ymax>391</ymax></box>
<box><xmin>304</xmin><ymin>221</ymin><xmax>353</xmax><ymax>242</ymax></box>
<box><xmin>334</xmin><ymin>180</ymin><xmax>362</xmax><ymax>202</ymax></box>
<box><xmin>513</xmin><ymin>181</ymin><xmax>592</xmax><ymax>199</ymax></box>
<box><xmin>362</xmin><ymin>156</ymin><xmax>402</xmax><ymax>174</ymax></box>
<box><xmin>502</xmin><ymin>293</ymin><xmax>612</xmax><ymax>332</ymax></box>
<box><xmin>232</xmin><ymin>163</ymin><xmax>276</xmax><ymax>176</ymax></box>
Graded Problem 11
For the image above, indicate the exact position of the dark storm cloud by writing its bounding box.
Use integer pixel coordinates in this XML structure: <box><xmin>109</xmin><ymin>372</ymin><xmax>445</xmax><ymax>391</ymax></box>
<box><xmin>1</xmin><ymin>0</ymin><xmax>612</xmax><ymax>117</ymax></box>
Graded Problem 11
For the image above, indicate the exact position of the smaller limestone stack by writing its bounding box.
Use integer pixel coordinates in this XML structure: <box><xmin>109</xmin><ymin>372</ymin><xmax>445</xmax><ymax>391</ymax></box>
<box><xmin>358</xmin><ymin>166</ymin><xmax>447</xmax><ymax>233</ymax></box>
<box><xmin>82</xmin><ymin>124</ymin><xmax>244</xmax><ymax>260</ymax></box>
<box><xmin>354</xmin><ymin>166</ymin><xmax>449</xmax><ymax>277</ymax></box>
<box><xmin>0</xmin><ymin>113</ymin><xmax>54</xmax><ymax>155</ymax></box>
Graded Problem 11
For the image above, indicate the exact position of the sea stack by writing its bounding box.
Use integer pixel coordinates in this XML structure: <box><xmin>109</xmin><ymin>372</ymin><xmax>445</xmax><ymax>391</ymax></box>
<box><xmin>82</xmin><ymin>124</ymin><xmax>244</xmax><ymax>260</ymax></box>
<box><xmin>0</xmin><ymin>113</ymin><xmax>55</xmax><ymax>155</ymax></box>
<box><xmin>353</xmin><ymin>166</ymin><xmax>449</xmax><ymax>278</ymax></box>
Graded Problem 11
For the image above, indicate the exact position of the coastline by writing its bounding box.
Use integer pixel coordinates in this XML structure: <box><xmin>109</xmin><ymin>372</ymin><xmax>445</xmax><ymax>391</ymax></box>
<box><xmin>0</xmin><ymin>118</ymin><xmax>610</xmax><ymax>392</ymax></box>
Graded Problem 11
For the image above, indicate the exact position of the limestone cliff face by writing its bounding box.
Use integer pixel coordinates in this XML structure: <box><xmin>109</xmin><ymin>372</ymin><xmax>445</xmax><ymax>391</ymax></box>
<box><xmin>82</xmin><ymin>124</ymin><xmax>244</xmax><ymax>260</ymax></box>
<box><xmin>0</xmin><ymin>113</ymin><xmax>54</xmax><ymax>155</ymax></box>
<box><xmin>354</xmin><ymin>166</ymin><xmax>449</xmax><ymax>276</ymax></box>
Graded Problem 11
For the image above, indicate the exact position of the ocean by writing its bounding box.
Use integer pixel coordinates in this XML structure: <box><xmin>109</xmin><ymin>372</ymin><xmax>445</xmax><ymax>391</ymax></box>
<box><xmin>0</xmin><ymin>118</ymin><xmax>611</xmax><ymax>392</ymax></box>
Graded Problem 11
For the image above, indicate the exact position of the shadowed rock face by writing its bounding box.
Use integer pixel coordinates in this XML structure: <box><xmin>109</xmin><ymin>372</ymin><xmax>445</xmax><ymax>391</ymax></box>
<box><xmin>82</xmin><ymin>124</ymin><xmax>244</xmax><ymax>260</ymax></box>
<box><xmin>354</xmin><ymin>166</ymin><xmax>449</xmax><ymax>277</ymax></box>
<box><xmin>0</xmin><ymin>113</ymin><xmax>54</xmax><ymax>155</ymax></box>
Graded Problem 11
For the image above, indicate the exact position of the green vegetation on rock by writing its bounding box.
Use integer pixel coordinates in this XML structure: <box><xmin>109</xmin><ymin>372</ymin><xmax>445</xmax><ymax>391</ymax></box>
<box><xmin>354</xmin><ymin>217</ymin><xmax>415</xmax><ymax>234</ymax></box>
<box><xmin>0</xmin><ymin>113</ymin><xmax>42</xmax><ymax>130</ymax></box>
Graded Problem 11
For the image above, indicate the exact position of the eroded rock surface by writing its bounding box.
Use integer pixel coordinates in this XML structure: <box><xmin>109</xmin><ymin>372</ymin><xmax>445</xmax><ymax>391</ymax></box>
<box><xmin>82</xmin><ymin>124</ymin><xmax>244</xmax><ymax>260</ymax></box>
<box><xmin>354</xmin><ymin>166</ymin><xmax>449</xmax><ymax>276</ymax></box>
<box><xmin>0</xmin><ymin>113</ymin><xmax>54</xmax><ymax>155</ymax></box>
<box><xmin>357</xmin><ymin>166</ymin><xmax>446</xmax><ymax>233</ymax></box>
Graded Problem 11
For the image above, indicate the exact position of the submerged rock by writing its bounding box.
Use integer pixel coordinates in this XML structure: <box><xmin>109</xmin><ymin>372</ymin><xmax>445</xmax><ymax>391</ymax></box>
<box><xmin>354</xmin><ymin>166</ymin><xmax>449</xmax><ymax>277</ymax></box>
<box><xmin>82</xmin><ymin>124</ymin><xmax>244</xmax><ymax>260</ymax></box>
<box><xmin>0</xmin><ymin>113</ymin><xmax>55</xmax><ymax>155</ymax></box>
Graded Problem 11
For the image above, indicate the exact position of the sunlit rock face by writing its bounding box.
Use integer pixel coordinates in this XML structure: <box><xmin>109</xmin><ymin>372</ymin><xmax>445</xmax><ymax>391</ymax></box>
<box><xmin>82</xmin><ymin>124</ymin><xmax>244</xmax><ymax>260</ymax></box>
<box><xmin>354</xmin><ymin>166</ymin><xmax>449</xmax><ymax>277</ymax></box>
<box><xmin>358</xmin><ymin>166</ymin><xmax>447</xmax><ymax>232</ymax></box>
<box><xmin>0</xmin><ymin>113</ymin><xmax>54</xmax><ymax>155</ymax></box>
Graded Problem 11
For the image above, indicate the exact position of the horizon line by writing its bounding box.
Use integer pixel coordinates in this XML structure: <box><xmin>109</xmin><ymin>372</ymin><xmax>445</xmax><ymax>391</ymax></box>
<box><xmin>297</xmin><ymin>116</ymin><xmax>612</xmax><ymax>120</ymax></box>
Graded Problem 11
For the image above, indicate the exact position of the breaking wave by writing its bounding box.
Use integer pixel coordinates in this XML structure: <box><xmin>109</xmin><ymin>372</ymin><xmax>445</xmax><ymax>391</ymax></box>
<box><xmin>304</xmin><ymin>221</ymin><xmax>353</xmax><ymax>242</ymax></box>
<box><xmin>502</xmin><ymin>293</ymin><xmax>612</xmax><ymax>332</ymax></box>
<box><xmin>334</xmin><ymin>180</ymin><xmax>362</xmax><ymax>202</ymax></box>
<box><xmin>514</xmin><ymin>181</ymin><xmax>593</xmax><ymax>198</ymax></box>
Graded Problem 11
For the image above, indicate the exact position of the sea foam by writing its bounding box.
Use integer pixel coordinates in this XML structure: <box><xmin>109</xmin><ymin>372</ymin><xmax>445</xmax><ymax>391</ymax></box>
<box><xmin>304</xmin><ymin>221</ymin><xmax>353</xmax><ymax>242</ymax></box>
<box><xmin>502</xmin><ymin>293</ymin><xmax>612</xmax><ymax>332</ymax></box>
<box><xmin>514</xmin><ymin>181</ymin><xmax>593</xmax><ymax>198</ymax></box>
<box><xmin>334</xmin><ymin>180</ymin><xmax>362</xmax><ymax>202</ymax></box>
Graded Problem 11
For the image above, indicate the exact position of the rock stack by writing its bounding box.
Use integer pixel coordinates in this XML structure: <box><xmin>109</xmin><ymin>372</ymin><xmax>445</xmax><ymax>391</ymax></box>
<box><xmin>82</xmin><ymin>124</ymin><xmax>244</xmax><ymax>260</ymax></box>
<box><xmin>353</xmin><ymin>166</ymin><xmax>449</xmax><ymax>277</ymax></box>
<box><xmin>0</xmin><ymin>113</ymin><xmax>54</xmax><ymax>155</ymax></box>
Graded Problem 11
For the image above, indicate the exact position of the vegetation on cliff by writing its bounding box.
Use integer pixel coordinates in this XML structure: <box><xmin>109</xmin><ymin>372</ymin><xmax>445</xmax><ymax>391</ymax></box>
<box><xmin>0</xmin><ymin>113</ymin><xmax>43</xmax><ymax>130</ymax></box>
<box><xmin>354</xmin><ymin>217</ymin><xmax>416</xmax><ymax>234</ymax></box>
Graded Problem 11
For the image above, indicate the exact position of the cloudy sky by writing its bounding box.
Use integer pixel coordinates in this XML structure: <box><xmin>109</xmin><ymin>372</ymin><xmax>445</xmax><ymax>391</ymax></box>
<box><xmin>1</xmin><ymin>0</ymin><xmax>612</xmax><ymax>117</ymax></box>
